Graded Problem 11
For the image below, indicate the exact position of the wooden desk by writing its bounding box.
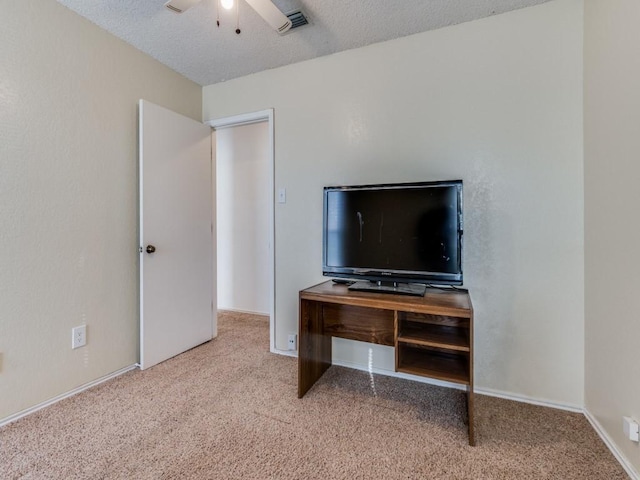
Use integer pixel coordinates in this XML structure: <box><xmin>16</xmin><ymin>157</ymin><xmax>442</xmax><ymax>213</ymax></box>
<box><xmin>298</xmin><ymin>280</ymin><xmax>475</xmax><ymax>445</ymax></box>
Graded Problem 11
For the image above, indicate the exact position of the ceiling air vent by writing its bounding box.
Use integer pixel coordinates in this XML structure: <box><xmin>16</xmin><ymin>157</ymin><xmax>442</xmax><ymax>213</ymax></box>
<box><xmin>164</xmin><ymin>0</ymin><xmax>202</xmax><ymax>14</ymax></box>
<box><xmin>286</xmin><ymin>10</ymin><xmax>309</xmax><ymax>30</ymax></box>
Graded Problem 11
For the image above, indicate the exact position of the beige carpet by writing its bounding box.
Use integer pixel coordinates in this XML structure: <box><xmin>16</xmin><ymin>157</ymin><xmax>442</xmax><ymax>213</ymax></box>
<box><xmin>0</xmin><ymin>311</ymin><xmax>627</xmax><ymax>479</ymax></box>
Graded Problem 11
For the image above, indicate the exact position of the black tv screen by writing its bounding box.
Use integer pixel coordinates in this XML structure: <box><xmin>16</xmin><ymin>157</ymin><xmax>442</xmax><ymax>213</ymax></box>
<box><xmin>323</xmin><ymin>180</ymin><xmax>463</xmax><ymax>289</ymax></box>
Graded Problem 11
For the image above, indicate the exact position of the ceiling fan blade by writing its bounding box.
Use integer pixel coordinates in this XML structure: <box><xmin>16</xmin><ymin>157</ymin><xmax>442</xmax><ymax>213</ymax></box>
<box><xmin>164</xmin><ymin>0</ymin><xmax>202</xmax><ymax>14</ymax></box>
<box><xmin>245</xmin><ymin>0</ymin><xmax>292</xmax><ymax>35</ymax></box>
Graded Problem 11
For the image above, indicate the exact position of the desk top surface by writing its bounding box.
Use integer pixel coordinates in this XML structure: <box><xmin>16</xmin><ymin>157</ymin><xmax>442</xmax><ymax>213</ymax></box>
<box><xmin>300</xmin><ymin>281</ymin><xmax>473</xmax><ymax>317</ymax></box>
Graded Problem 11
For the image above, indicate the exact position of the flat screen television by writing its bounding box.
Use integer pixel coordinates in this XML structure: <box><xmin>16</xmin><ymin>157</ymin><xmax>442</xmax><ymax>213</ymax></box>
<box><xmin>322</xmin><ymin>180</ymin><xmax>463</xmax><ymax>296</ymax></box>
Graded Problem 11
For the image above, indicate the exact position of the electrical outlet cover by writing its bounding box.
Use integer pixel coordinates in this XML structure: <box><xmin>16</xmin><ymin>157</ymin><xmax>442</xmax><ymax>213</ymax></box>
<box><xmin>72</xmin><ymin>325</ymin><xmax>87</xmax><ymax>349</ymax></box>
<box><xmin>623</xmin><ymin>417</ymin><xmax>639</xmax><ymax>442</ymax></box>
<box><xmin>287</xmin><ymin>334</ymin><xmax>297</xmax><ymax>351</ymax></box>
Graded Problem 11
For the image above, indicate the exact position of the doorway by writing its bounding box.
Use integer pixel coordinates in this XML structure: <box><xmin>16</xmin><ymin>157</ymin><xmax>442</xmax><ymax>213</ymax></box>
<box><xmin>207</xmin><ymin>110</ymin><xmax>276</xmax><ymax>352</ymax></box>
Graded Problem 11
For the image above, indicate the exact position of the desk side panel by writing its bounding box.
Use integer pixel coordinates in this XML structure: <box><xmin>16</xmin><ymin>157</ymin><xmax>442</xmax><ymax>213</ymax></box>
<box><xmin>298</xmin><ymin>298</ymin><xmax>331</xmax><ymax>398</ymax></box>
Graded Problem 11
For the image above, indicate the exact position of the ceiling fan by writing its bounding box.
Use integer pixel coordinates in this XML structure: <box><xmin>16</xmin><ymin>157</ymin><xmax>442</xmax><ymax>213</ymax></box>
<box><xmin>164</xmin><ymin>0</ymin><xmax>293</xmax><ymax>35</ymax></box>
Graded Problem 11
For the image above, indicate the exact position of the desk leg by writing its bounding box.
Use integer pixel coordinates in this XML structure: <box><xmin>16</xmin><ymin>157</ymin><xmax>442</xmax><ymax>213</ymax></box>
<box><xmin>467</xmin><ymin>385</ymin><xmax>475</xmax><ymax>446</ymax></box>
<box><xmin>298</xmin><ymin>299</ymin><xmax>331</xmax><ymax>398</ymax></box>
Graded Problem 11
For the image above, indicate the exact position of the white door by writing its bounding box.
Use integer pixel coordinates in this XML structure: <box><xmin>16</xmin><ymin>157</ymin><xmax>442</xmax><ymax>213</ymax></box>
<box><xmin>139</xmin><ymin>99</ymin><xmax>215</xmax><ymax>370</ymax></box>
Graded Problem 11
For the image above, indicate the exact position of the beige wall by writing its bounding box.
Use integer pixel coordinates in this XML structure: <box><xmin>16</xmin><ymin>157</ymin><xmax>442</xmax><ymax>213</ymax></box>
<box><xmin>3</xmin><ymin>0</ymin><xmax>636</xmax><ymax>472</ymax></box>
<box><xmin>3</xmin><ymin>1</ymin><xmax>637</xmax><ymax>473</ymax></box>
<box><xmin>584</xmin><ymin>0</ymin><xmax>640</xmax><ymax>474</ymax></box>
<box><xmin>216</xmin><ymin>122</ymin><xmax>271</xmax><ymax>314</ymax></box>
<box><xmin>0</xmin><ymin>0</ymin><xmax>201</xmax><ymax>420</ymax></box>
<box><xmin>204</xmin><ymin>0</ymin><xmax>585</xmax><ymax>406</ymax></box>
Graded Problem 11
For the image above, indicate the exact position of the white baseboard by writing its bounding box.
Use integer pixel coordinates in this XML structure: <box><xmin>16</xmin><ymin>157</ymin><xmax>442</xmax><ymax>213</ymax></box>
<box><xmin>0</xmin><ymin>364</ymin><xmax>138</xmax><ymax>428</ymax></box>
<box><xmin>474</xmin><ymin>386</ymin><xmax>583</xmax><ymax>413</ymax></box>
<box><xmin>332</xmin><ymin>357</ymin><xmax>469</xmax><ymax>391</ymax></box>
<box><xmin>270</xmin><ymin>347</ymin><xmax>297</xmax><ymax>357</ymax></box>
<box><xmin>584</xmin><ymin>408</ymin><xmax>639</xmax><ymax>480</ymax></box>
<box><xmin>273</xmin><ymin>351</ymin><xmax>584</xmax><ymax>411</ymax></box>
<box><xmin>218</xmin><ymin>307</ymin><xmax>269</xmax><ymax>317</ymax></box>
<box><xmin>271</xmin><ymin>350</ymin><xmax>467</xmax><ymax>389</ymax></box>
<box><xmin>286</xmin><ymin>352</ymin><xmax>585</xmax><ymax>413</ymax></box>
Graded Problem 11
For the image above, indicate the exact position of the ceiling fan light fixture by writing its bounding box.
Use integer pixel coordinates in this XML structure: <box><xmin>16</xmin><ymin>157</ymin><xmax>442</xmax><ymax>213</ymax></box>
<box><xmin>220</xmin><ymin>0</ymin><xmax>234</xmax><ymax>11</ymax></box>
<box><xmin>166</xmin><ymin>0</ymin><xmax>293</xmax><ymax>36</ymax></box>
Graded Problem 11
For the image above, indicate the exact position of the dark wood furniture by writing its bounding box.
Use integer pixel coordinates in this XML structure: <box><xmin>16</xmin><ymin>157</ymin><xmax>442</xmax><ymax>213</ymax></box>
<box><xmin>298</xmin><ymin>280</ymin><xmax>475</xmax><ymax>445</ymax></box>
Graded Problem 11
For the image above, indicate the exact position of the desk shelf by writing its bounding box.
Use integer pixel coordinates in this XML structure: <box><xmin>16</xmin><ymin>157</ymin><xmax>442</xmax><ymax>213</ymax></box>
<box><xmin>397</xmin><ymin>344</ymin><xmax>470</xmax><ymax>385</ymax></box>
<box><xmin>396</xmin><ymin>309</ymin><xmax>472</xmax><ymax>391</ymax></box>
<box><xmin>397</xmin><ymin>324</ymin><xmax>470</xmax><ymax>352</ymax></box>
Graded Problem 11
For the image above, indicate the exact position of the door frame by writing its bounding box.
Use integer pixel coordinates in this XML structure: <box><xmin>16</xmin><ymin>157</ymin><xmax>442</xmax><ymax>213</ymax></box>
<box><xmin>206</xmin><ymin>109</ymin><xmax>278</xmax><ymax>353</ymax></box>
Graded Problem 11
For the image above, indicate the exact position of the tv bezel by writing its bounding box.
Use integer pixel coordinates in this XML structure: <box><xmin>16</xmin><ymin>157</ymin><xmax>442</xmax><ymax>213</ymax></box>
<box><xmin>322</xmin><ymin>180</ymin><xmax>464</xmax><ymax>287</ymax></box>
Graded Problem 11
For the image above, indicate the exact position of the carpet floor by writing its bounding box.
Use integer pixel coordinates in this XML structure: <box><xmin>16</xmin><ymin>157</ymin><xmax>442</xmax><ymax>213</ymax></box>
<box><xmin>0</xmin><ymin>311</ymin><xmax>627</xmax><ymax>479</ymax></box>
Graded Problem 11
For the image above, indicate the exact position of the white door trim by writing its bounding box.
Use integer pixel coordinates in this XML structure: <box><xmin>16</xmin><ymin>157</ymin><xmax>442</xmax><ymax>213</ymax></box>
<box><xmin>206</xmin><ymin>109</ymin><xmax>277</xmax><ymax>353</ymax></box>
<box><xmin>208</xmin><ymin>110</ymin><xmax>272</xmax><ymax>129</ymax></box>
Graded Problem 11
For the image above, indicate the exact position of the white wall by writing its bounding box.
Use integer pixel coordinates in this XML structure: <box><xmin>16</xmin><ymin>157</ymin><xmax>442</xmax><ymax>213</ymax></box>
<box><xmin>0</xmin><ymin>0</ymin><xmax>201</xmax><ymax>421</ymax></box>
<box><xmin>216</xmin><ymin>122</ymin><xmax>270</xmax><ymax>314</ymax></box>
<box><xmin>584</xmin><ymin>0</ymin><xmax>640</xmax><ymax>474</ymax></box>
<box><xmin>204</xmin><ymin>0</ymin><xmax>585</xmax><ymax>406</ymax></box>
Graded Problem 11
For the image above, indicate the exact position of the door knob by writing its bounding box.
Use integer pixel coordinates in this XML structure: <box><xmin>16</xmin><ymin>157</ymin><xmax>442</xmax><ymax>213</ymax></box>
<box><xmin>146</xmin><ymin>245</ymin><xmax>156</xmax><ymax>254</ymax></box>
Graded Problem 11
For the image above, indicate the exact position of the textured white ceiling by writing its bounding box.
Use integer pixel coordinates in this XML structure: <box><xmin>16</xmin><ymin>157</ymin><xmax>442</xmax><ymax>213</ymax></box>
<box><xmin>55</xmin><ymin>0</ymin><xmax>551</xmax><ymax>86</ymax></box>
